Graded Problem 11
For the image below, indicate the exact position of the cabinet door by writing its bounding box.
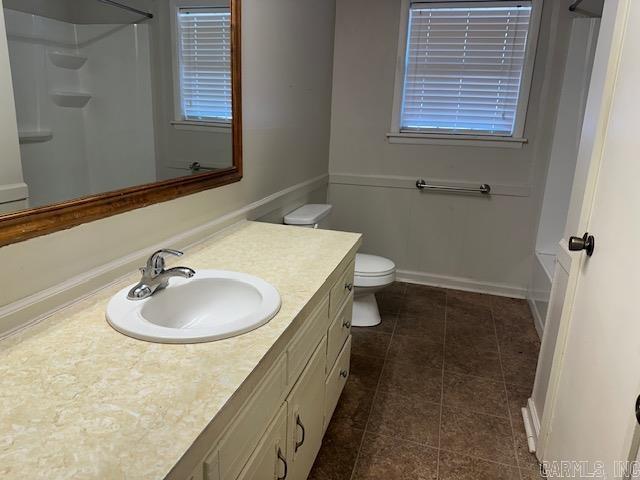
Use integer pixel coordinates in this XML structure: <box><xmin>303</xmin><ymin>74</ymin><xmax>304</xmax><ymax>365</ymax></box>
<box><xmin>286</xmin><ymin>338</ymin><xmax>327</xmax><ymax>480</ymax></box>
<box><xmin>218</xmin><ymin>355</ymin><xmax>288</xmax><ymax>480</ymax></box>
<box><xmin>236</xmin><ymin>403</ymin><xmax>288</xmax><ymax>480</ymax></box>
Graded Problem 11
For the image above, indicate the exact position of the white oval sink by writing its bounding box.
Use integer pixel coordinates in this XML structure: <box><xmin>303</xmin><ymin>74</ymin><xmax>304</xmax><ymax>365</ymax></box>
<box><xmin>106</xmin><ymin>270</ymin><xmax>281</xmax><ymax>343</ymax></box>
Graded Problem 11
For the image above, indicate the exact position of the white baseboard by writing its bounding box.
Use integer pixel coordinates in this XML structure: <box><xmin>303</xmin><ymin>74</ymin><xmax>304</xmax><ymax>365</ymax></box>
<box><xmin>522</xmin><ymin>397</ymin><xmax>541</xmax><ymax>454</ymax></box>
<box><xmin>396</xmin><ymin>268</ymin><xmax>527</xmax><ymax>298</ymax></box>
<box><xmin>527</xmin><ymin>297</ymin><xmax>545</xmax><ymax>339</ymax></box>
<box><xmin>0</xmin><ymin>174</ymin><xmax>328</xmax><ymax>339</ymax></box>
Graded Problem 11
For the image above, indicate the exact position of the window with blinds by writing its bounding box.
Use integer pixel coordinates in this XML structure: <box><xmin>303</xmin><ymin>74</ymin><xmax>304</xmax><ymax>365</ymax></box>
<box><xmin>400</xmin><ymin>2</ymin><xmax>533</xmax><ymax>136</ymax></box>
<box><xmin>176</xmin><ymin>7</ymin><xmax>231</xmax><ymax>123</ymax></box>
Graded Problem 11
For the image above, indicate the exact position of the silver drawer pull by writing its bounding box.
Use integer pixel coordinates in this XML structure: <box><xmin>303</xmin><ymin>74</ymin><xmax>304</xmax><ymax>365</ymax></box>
<box><xmin>294</xmin><ymin>415</ymin><xmax>306</xmax><ymax>452</ymax></box>
<box><xmin>277</xmin><ymin>447</ymin><xmax>288</xmax><ymax>480</ymax></box>
<box><xmin>340</xmin><ymin>369</ymin><xmax>348</xmax><ymax>378</ymax></box>
<box><xmin>344</xmin><ymin>282</ymin><xmax>353</xmax><ymax>292</ymax></box>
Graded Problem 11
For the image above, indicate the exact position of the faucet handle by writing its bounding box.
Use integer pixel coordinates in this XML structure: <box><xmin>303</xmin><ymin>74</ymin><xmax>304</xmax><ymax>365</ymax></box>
<box><xmin>145</xmin><ymin>249</ymin><xmax>184</xmax><ymax>276</ymax></box>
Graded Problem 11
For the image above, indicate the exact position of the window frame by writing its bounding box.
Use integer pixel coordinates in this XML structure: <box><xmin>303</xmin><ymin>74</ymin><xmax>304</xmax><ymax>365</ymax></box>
<box><xmin>389</xmin><ymin>0</ymin><xmax>543</xmax><ymax>147</ymax></box>
<box><xmin>170</xmin><ymin>0</ymin><xmax>232</xmax><ymax>131</ymax></box>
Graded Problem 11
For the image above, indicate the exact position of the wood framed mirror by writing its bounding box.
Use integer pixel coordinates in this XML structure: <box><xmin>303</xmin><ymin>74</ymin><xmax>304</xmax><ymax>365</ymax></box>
<box><xmin>0</xmin><ymin>0</ymin><xmax>242</xmax><ymax>247</ymax></box>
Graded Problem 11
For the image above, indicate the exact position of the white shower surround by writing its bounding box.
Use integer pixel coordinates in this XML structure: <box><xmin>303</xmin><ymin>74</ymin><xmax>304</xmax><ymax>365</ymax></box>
<box><xmin>528</xmin><ymin>17</ymin><xmax>600</xmax><ymax>334</ymax></box>
<box><xmin>4</xmin><ymin>9</ymin><xmax>156</xmax><ymax>208</ymax></box>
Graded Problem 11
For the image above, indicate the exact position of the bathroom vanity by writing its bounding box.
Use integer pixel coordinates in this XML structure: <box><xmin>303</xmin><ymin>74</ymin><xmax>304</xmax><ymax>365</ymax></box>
<box><xmin>0</xmin><ymin>221</ymin><xmax>361</xmax><ymax>479</ymax></box>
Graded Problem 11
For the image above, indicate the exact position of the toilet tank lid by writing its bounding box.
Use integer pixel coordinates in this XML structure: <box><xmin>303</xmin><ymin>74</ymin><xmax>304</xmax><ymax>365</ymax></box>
<box><xmin>284</xmin><ymin>204</ymin><xmax>332</xmax><ymax>225</ymax></box>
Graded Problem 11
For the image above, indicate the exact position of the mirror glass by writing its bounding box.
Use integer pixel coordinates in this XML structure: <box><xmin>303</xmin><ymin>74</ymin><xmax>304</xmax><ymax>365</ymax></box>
<box><xmin>1</xmin><ymin>0</ymin><xmax>233</xmax><ymax>212</ymax></box>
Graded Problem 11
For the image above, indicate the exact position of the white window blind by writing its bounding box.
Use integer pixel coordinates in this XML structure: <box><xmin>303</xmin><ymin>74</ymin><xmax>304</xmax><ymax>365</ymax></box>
<box><xmin>177</xmin><ymin>7</ymin><xmax>231</xmax><ymax>122</ymax></box>
<box><xmin>401</xmin><ymin>2</ymin><xmax>533</xmax><ymax>136</ymax></box>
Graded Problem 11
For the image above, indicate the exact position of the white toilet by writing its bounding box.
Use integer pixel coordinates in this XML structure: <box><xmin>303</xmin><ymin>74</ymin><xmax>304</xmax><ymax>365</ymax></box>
<box><xmin>283</xmin><ymin>204</ymin><xmax>396</xmax><ymax>327</ymax></box>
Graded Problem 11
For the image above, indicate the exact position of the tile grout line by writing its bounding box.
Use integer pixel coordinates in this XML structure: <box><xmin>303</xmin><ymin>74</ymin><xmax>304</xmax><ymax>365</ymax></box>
<box><xmin>491</xmin><ymin>301</ymin><xmax>525</xmax><ymax>480</ymax></box>
<box><xmin>349</xmin><ymin>288</ymin><xmax>540</xmax><ymax>479</ymax></box>
<box><xmin>436</xmin><ymin>291</ymin><xmax>448</xmax><ymax>479</ymax></box>
<box><xmin>348</xmin><ymin>287</ymin><xmax>403</xmax><ymax>480</ymax></box>
<box><xmin>342</xmin><ymin>288</ymin><xmax>540</xmax><ymax>480</ymax></box>
<box><xmin>437</xmin><ymin>401</ymin><xmax>512</xmax><ymax>421</ymax></box>
<box><xmin>354</xmin><ymin>428</ymin><xmax>521</xmax><ymax>468</ymax></box>
<box><xmin>353</xmin><ymin>426</ymin><xmax>521</xmax><ymax>469</ymax></box>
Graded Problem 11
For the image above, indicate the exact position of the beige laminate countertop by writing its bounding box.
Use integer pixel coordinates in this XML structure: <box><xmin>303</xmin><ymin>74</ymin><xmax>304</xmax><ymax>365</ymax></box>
<box><xmin>0</xmin><ymin>221</ymin><xmax>361</xmax><ymax>480</ymax></box>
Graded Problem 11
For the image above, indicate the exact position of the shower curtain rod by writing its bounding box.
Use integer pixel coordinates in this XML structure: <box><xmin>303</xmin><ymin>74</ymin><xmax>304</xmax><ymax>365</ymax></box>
<box><xmin>96</xmin><ymin>0</ymin><xmax>153</xmax><ymax>19</ymax></box>
<box><xmin>568</xmin><ymin>0</ymin><xmax>583</xmax><ymax>11</ymax></box>
<box><xmin>568</xmin><ymin>0</ymin><xmax>601</xmax><ymax>18</ymax></box>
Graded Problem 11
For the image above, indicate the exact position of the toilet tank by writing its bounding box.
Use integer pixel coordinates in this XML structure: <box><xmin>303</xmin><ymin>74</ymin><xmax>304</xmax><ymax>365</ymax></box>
<box><xmin>283</xmin><ymin>204</ymin><xmax>332</xmax><ymax>229</ymax></box>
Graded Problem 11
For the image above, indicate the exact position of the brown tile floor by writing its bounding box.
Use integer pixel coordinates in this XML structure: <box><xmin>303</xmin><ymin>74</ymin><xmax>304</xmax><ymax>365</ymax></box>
<box><xmin>309</xmin><ymin>283</ymin><xmax>545</xmax><ymax>480</ymax></box>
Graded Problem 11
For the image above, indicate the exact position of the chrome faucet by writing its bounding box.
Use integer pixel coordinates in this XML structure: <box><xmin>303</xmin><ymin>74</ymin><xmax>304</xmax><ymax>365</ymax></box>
<box><xmin>127</xmin><ymin>249</ymin><xmax>196</xmax><ymax>300</ymax></box>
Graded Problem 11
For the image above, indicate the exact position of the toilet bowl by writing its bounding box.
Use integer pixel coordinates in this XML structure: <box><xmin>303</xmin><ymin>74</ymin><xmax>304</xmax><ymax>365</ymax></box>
<box><xmin>352</xmin><ymin>253</ymin><xmax>396</xmax><ymax>327</ymax></box>
<box><xmin>283</xmin><ymin>204</ymin><xmax>396</xmax><ymax>327</ymax></box>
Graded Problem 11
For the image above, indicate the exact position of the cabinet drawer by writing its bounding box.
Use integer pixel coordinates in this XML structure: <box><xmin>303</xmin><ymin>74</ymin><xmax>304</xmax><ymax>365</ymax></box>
<box><xmin>326</xmin><ymin>295</ymin><xmax>353</xmax><ymax>373</ymax></box>
<box><xmin>218</xmin><ymin>354</ymin><xmax>287</xmax><ymax>480</ymax></box>
<box><xmin>329</xmin><ymin>259</ymin><xmax>355</xmax><ymax>319</ymax></box>
<box><xmin>324</xmin><ymin>336</ymin><xmax>351</xmax><ymax>432</ymax></box>
<box><xmin>236</xmin><ymin>402</ymin><xmax>288</xmax><ymax>480</ymax></box>
<box><xmin>287</xmin><ymin>295</ymin><xmax>329</xmax><ymax>385</ymax></box>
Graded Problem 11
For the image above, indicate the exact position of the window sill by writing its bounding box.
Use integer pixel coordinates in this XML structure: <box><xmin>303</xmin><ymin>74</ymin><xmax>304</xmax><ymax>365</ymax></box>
<box><xmin>386</xmin><ymin>132</ymin><xmax>528</xmax><ymax>149</ymax></box>
<box><xmin>171</xmin><ymin>120</ymin><xmax>232</xmax><ymax>133</ymax></box>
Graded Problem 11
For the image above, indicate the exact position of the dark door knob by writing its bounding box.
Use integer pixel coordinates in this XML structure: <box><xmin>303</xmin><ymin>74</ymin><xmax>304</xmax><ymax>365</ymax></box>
<box><xmin>568</xmin><ymin>233</ymin><xmax>595</xmax><ymax>256</ymax></box>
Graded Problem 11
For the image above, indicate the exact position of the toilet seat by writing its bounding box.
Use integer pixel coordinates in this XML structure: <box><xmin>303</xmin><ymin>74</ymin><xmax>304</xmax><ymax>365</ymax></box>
<box><xmin>354</xmin><ymin>254</ymin><xmax>396</xmax><ymax>287</ymax></box>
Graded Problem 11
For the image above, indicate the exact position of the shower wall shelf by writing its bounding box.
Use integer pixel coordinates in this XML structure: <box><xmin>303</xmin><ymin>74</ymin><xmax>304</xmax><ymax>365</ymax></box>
<box><xmin>18</xmin><ymin>129</ymin><xmax>53</xmax><ymax>144</ymax></box>
<box><xmin>48</xmin><ymin>51</ymin><xmax>88</xmax><ymax>70</ymax></box>
<box><xmin>50</xmin><ymin>92</ymin><xmax>92</xmax><ymax>108</ymax></box>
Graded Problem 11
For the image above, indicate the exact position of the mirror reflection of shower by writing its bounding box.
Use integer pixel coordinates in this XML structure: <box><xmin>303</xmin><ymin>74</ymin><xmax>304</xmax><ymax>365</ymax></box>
<box><xmin>1</xmin><ymin>0</ymin><xmax>233</xmax><ymax>210</ymax></box>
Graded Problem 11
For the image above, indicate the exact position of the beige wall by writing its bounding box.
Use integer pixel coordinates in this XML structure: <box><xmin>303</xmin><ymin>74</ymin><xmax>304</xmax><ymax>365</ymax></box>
<box><xmin>327</xmin><ymin>0</ymin><xmax>572</xmax><ymax>294</ymax></box>
<box><xmin>0</xmin><ymin>0</ymin><xmax>336</xmax><ymax>310</ymax></box>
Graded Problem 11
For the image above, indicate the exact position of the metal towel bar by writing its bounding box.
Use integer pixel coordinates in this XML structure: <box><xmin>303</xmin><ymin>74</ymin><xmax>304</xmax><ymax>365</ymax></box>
<box><xmin>415</xmin><ymin>179</ymin><xmax>491</xmax><ymax>195</ymax></box>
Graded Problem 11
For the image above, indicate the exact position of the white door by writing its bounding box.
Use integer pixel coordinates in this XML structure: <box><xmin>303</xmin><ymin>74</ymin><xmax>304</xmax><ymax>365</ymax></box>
<box><xmin>538</xmin><ymin>1</ymin><xmax>640</xmax><ymax>478</ymax></box>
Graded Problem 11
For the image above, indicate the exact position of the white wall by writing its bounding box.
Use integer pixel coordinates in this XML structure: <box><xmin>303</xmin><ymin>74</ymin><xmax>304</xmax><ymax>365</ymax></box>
<box><xmin>532</xmin><ymin>255</ymin><xmax>569</xmax><ymax>429</ymax></box>
<box><xmin>0</xmin><ymin>0</ymin><xmax>336</xmax><ymax>316</ymax></box>
<box><xmin>2</xmin><ymin>0</ymin><xmax>155</xmax><ymax>25</ymax></box>
<box><xmin>6</xmin><ymin>10</ymin><xmax>91</xmax><ymax>207</ymax></box>
<box><xmin>0</xmin><ymin>6</ymin><xmax>28</xmax><ymax>213</ymax></box>
<box><xmin>5</xmin><ymin>9</ymin><xmax>157</xmax><ymax>207</ymax></box>
<box><xmin>535</xmin><ymin>19</ymin><xmax>600</xmax><ymax>257</ymax></box>
<box><xmin>149</xmin><ymin>1</ymin><xmax>233</xmax><ymax>179</ymax></box>
<box><xmin>78</xmin><ymin>23</ymin><xmax>157</xmax><ymax>192</ymax></box>
<box><xmin>326</xmin><ymin>0</ymin><xmax>570</xmax><ymax>295</ymax></box>
<box><xmin>528</xmin><ymin>17</ymin><xmax>600</xmax><ymax>332</ymax></box>
<box><xmin>2</xmin><ymin>0</ymin><xmax>74</xmax><ymax>23</ymax></box>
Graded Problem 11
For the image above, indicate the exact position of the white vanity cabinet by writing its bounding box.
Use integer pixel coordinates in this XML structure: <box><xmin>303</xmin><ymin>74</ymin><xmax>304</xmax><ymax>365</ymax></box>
<box><xmin>187</xmin><ymin>256</ymin><xmax>355</xmax><ymax>480</ymax></box>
